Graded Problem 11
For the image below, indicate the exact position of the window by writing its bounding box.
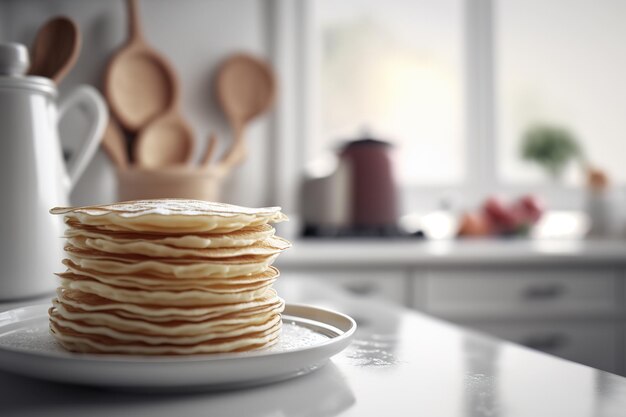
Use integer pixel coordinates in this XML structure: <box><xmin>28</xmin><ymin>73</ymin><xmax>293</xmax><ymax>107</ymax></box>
<box><xmin>495</xmin><ymin>0</ymin><xmax>626</xmax><ymax>185</ymax></box>
<box><xmin>276</xmin><ymin>0</ymin><xmax>626</xmax><ymax>212</ymax></box>
<box><xmin>310</xmin><ymin>0</ymin><xmax>465</xmax><ymax>185</ymax></box>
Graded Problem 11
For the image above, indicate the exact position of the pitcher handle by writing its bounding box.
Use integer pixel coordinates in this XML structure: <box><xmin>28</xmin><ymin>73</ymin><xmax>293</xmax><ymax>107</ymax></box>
<box><xmin>58</xmin><ymin>85</ymin><xmax>108</xmax><ymax>191</ymax></box>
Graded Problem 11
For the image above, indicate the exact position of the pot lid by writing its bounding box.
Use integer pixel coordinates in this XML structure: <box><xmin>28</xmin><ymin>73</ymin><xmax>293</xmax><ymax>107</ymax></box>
<box><xmin>343</xmin><ymin>138</ymin><xmax>392</xmax><ymax>147</ymax></box>
<box><xmin>338</xmin><ymin>135</ymin><xmax>394</xmax><ymax>154</ymax></box>
<box><xmin>0</xmin><ymin>43</ymin><xmax>56</xmax><ymax>96</ymax></box>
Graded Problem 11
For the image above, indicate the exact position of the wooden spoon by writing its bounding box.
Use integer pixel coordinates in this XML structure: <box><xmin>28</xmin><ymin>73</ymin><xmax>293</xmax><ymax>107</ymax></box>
<box><xmin>28</xmin><ymin>16</ymin><xmax>81</xmax><ymax>84</ymax></box>
<box><xmin>104</xmin><ymin>0</ymin><xmax>178</xmax><ymax>132</ymax></box>
<box><xmin>133</xmin><ymin>104</ymin><xmax>195</xmax><ymax>169</ymax></box>
<box><xmin>200</xmin><ymin>132</ymin><xmax>218</xmax><ymax>170</ymax></box>
<box><xmin>101</xmin><ymin>118</ymin><xmax>129</xmax><ymax>170</ymax></box>
<box><xmin>214</xmin><ymin>54</ymin><xmax>276</xmax><ymax>171</ymax></box>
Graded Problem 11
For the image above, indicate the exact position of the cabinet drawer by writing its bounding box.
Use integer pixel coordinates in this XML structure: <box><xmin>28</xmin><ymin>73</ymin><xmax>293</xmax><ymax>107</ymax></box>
<box><xmin>423</xmin><ymin>268</ymin><xmax>617</xmax><ymax>317</ymax></box>
<box><xmin>472</xmin><ymin>321</ymin><xmax>618</xmax><ymax>374</ymax></box>
<box><xmin>280</xmin><ymin>268</ymin><xmax>407</xmax><ymax>305</ymax></box>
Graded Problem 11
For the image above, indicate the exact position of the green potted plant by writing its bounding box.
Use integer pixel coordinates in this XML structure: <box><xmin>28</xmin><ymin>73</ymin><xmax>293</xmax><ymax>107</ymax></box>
<box><xmin>521</xmin><ymin>124</ymin><xmax>582</xmax><ymax>179</ymax></box>
<box><xmin>520</xmin><ymin>123</ymin><xmax>617</xmax><ymax>237</ymax></box>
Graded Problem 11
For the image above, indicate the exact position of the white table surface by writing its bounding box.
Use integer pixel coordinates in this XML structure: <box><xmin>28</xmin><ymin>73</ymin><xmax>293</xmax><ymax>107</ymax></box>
<box><xmin>1</xmin><ymin>278</ymin><xmax>626</xmax><ymax>417</ymax></box>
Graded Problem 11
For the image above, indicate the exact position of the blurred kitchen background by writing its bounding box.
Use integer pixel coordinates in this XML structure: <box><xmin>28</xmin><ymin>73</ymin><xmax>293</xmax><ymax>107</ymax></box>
<box><xmin>3</xmin><ymin>0</ymin><xmax>626</xmax><ymax>375</ymax></box>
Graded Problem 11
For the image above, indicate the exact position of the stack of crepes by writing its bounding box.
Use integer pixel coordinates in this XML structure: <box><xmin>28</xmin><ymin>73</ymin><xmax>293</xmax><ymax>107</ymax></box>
<box><xmin>48</xmin><ymin>199</ymin><xmax>290</xmax><ymax>355</ymax></box>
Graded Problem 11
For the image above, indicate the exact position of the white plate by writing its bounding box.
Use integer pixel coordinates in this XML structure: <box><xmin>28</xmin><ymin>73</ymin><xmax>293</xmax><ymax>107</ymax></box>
<box><xmin>0</xmin><ymin>303</ymin><xmax>356</xmax><ymax>390</ymax></box>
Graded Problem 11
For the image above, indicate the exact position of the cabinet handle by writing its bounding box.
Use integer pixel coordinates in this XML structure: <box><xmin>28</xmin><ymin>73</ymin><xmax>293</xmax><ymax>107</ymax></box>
<box><xmin>523</xmin><ymin>283</ymin><xmax>566</xmax><ymax>300</ymax></box>
<box><xmin>521</xmin><ymin>333</ymin><xmax>569</xmax><ymax>351</ymax></box>
<box><xmin>343</xmin><ymin>283</ymin><xmax>376</xmax><ymax>296</ymax></box>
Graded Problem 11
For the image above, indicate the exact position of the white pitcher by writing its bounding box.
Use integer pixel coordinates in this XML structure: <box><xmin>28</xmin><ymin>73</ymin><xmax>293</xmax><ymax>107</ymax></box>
<box><xmin>0</xmin><ymin>43</ymin><xmax>107</xmax><ymax>300</ymax></box>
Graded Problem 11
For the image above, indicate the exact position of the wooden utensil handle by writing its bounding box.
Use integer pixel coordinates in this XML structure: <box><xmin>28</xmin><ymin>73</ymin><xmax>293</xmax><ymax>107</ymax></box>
<box><xmin>101</xmin><ymin>119</ymin><xmax>129</xmax><ymax>170</ymax></box>
<box><xmin>200</xmin><ymin>132</ymin><xmax>218</xmax><ymax>168</ymax></box>
<box><xmin>127</xmin><ymin>0</ymin><xmax>143</xmax><ymax>41</ymax></box>
<box><xmin>216</xmin><ymin>124</ymin><xmax>247</xmax><ymax>175</ymax></box>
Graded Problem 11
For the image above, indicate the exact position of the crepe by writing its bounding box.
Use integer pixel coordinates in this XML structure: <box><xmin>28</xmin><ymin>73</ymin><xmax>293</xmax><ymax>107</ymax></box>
<box><xmin>51</xmin><ymin>199</ymin><xmax>288</xmax><ymax>233</ymax></box>
<box><xmin>62</xmin><ymin>260</ymin><xmax>280</xmax><ymax>291</ymax></box>
<box><xmin>50</xmin><ymin>304</ymin><xmax>282</xmax><ymax>342</ymax></box>
<box><xmin>64</xmin><ymin>244</ymin><xmax>279</xmax><ymax>279</ymax></box>
<box><xmin>59</xmin><ymin>273</ymin><xmax>275</xmax><ymax>306</ymax></box>
<box><xmin>49</xmin><ymin>289</ymin><xmax>284</xmax><ymax>354</ymax></box>
<box><xmin>66</xmin><ymin>235</ymin><xmax>291</xmax><ymax>259</ymax></box>
<box><xmin>64</xmin><ymin>223</ymin><xmax>276</xmax><ymax>249</ymax></box>
<box><xmin>48</xmin><ymin>199</ymin><xmax>291</xmax><ymax>355</ymax></box>
<box><xmin>50</xmin><ymin>318</ymin><xmax>281</xmax><ymax>354</ymax></box>
<box><xmin>56</xmin><ymin>288</ymin><xmax>285</xmax><ymax>323</ymax></box>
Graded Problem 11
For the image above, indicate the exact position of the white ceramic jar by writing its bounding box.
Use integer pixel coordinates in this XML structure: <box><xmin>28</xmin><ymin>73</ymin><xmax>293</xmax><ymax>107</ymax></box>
<box><xmin>0</xmin><ymin>43</ymin><xmax>106</xmax><ymax>300</ymax></box>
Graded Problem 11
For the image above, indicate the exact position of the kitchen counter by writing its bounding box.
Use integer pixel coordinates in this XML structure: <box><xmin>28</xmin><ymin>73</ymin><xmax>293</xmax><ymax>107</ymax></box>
<box><xmin>274</xmin><ymin>239</ymin><xmax>626</xmax><ymax>377</ymax></box>
<box><xmin>276</xmin><ymin>238</ymin><xmax>626</xmax><ymax>267</ymax></box>
<box><xmin>1</xmin><ymin>279</ymin><xmax>625</xmax><ymax>417</ymax></box>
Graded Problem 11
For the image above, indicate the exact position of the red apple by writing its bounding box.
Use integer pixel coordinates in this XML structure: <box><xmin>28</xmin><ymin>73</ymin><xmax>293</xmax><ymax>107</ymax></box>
<box><xmin>516</xmin><ymin>195</ymin><xmax>543</xmax><ymax>224</ymax></box>
<box><xmin>483</xmin><ymin>197</ymin><xmax>518</xmax><ymax>232</ymax></box>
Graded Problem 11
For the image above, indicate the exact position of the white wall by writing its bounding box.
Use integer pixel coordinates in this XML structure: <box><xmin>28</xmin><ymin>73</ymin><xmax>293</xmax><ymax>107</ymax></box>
<box><xmin>0</xmin><ymin>0</ymin><xmax>278</xmax><ymax>207</ymax></box>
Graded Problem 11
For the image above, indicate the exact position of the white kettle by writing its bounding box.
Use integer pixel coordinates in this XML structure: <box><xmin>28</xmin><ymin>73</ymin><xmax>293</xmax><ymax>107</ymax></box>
<box><xmin>0</xmin><ymin>43</ymin><xmax>107</xmax><ymax>300</ymax></box>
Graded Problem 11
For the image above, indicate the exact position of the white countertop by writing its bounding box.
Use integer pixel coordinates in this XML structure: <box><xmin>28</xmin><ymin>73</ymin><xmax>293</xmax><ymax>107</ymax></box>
<box><xmin>276</xmin><ymin>238</ymin><xmax>626</xmax><ymax>267</ymax></box>
<box><xmin>1</xmin><ymin>278</ymin><xmax>625</xmax><ymax>417</ymax></box>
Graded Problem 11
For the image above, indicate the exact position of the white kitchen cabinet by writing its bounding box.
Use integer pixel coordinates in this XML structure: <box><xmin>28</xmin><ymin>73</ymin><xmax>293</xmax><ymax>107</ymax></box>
<box><xmin>422</xmin><ymin>268</ymin><xmax>618</xmax><ymax>319</ymax></box>
<box><xmin>279</xmin><ymin>240</ymin><xmax>626</xmax><ymax>376</ymax></box>
<box><xmin>280</xmin><ymin>268</ymin><xmax>408</xmax><ymax>305</ymax></box>
<box><xmin>410</xmin><ymin>267</ymin><xmax>623</xmax><ymax>373</ymax></box>
<box><xmin>472</xmin><ymin>321</ymin><xmax>618</xmax><ymax>374</ymax></box>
